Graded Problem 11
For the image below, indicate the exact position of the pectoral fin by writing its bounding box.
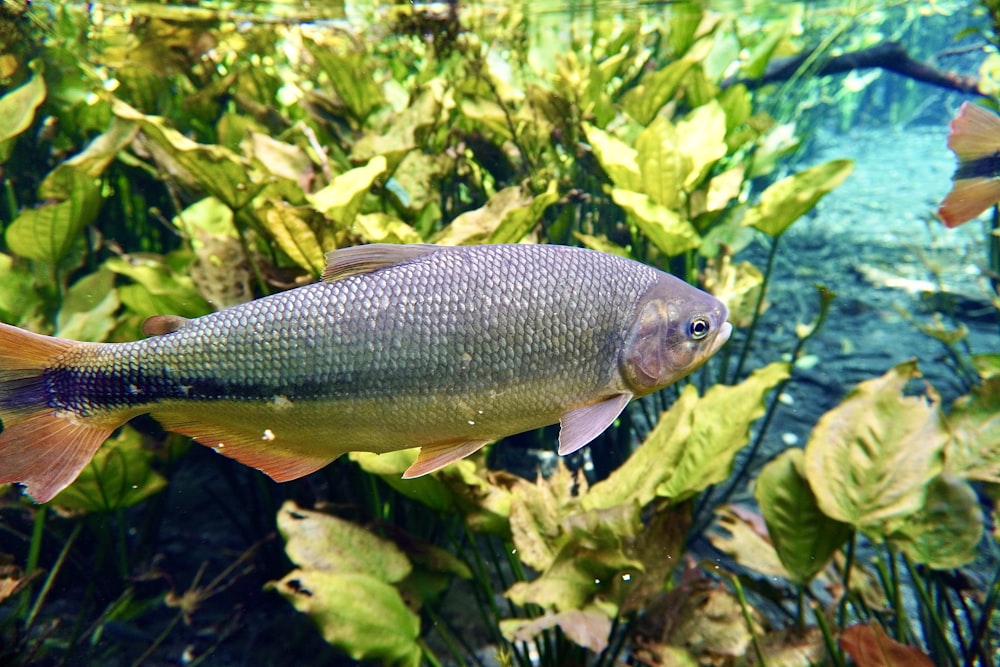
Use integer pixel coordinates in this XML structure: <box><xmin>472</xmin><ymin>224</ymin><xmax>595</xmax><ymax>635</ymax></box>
<box><xmin>557</xmin><ymin>393</ymin><xmax>632</xmax><ymax>456</ymax></box>
<box><xmin>402</xmin><ymin>439</ymin><xmax>491</xmax><ymax>478</ymax></box>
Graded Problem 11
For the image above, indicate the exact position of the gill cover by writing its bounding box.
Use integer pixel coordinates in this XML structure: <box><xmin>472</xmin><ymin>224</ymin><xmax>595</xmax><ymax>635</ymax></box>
<box><xmin>621</xmin><ymin>297</ymin><xmax>716</xmax><ymax>395</ymax></box>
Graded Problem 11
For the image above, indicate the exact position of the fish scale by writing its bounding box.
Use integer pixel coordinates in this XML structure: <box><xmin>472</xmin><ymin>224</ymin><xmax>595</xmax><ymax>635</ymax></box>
<box><xmin>0</xmin><ymin>243</ymin><xmax>732</xmax><ymax>502</ymax></box>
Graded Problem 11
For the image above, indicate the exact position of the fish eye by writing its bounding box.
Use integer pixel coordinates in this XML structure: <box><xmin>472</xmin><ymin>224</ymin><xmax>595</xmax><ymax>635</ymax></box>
<box><xmin>689</xmin><ymin>317</ymin><xmax>710</xmax><ymax>340</ymax></box>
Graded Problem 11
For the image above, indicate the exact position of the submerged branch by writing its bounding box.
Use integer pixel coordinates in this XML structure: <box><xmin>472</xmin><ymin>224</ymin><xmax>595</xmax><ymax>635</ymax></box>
<box><xmin>726</xmin><ymin>41</ymin><xmax>984</xmax><ymax>96</ymax></box>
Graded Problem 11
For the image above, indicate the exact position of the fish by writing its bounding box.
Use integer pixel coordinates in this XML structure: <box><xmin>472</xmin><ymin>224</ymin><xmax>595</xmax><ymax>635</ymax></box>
<box><xmin>0</xmin><ymin>243</ymin><xmax>731</xmax><ymax>503</ymax></box>
<box><xmin>939</xmin><ymin>101</ymin><xmax>1000</xmax><ymax>228</ymax></box>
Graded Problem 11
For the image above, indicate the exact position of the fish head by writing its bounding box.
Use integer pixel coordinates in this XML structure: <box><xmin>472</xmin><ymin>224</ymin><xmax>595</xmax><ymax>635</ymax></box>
<box><xmin>621</xmin><ymin>276</ymin><xmax>732</xmax><ymax>395</ymax></box>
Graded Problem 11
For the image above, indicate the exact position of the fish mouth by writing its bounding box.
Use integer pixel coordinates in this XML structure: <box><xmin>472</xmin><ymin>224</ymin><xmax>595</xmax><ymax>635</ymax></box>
<box><xmin>709</xmin><ymin>321</ymin><xmax>733</xmax><ymax>356</ymax></box>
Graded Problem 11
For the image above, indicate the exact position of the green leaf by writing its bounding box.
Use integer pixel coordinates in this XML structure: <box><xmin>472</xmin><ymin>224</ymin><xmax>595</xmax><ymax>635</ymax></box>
<box><xmin>582</xmin><ymin>123</ymin><xmax>641</xmax><ymax>192</ymax></box>
<box><xmin>113</xmin><ymin>100</ymin><xmax>261</xmax><ymax>210</ymax></box>
<box><xmin>55</xmin><ymin>269</ymin><xmax>120</xmax><ymax>342</ymax></box>
<box><xmin>433</xmin><ymin>186</ymin><xmax>534</xmax><ymax>246</ymax></box>
<box><xmin>677</xmin><ymin>100</ymin><xmax>728</xmax><ymax>189</ymax></box>
<box><xmin>572</xmin><ymin>233</ymin><xmax>632</xmax><ymax>258</ymax></box>
<box><xmin>308</xmin><ymin>156</ymin><xmax>387</xmax><ymax>226</ymax></box>
<box><xmin>742</xmin><ymin>159</ymin><xmax>854</xmax><ymax>237</ymax></box>
<box><xmin>254</xmin><ymin>199</ymin><xmax>329</xmax><ymax>277</ymax></box>
<box><xmin>943</xmin><ymin>375</ymin><xmax>1000</xmax><ymax>483</ymax></box>
<box><xmin>0</xmin><ymin>59</ymin><xmax>46</xmax><ymax>162</ymax></box>
<box><xmin>51</xmin><ymin>428</ymin><xmax>167</xmax><ymax>513</ymax></box>
<box><xmin>621</xmin><ymin>58</ymin><xmax>697</xmax><ymax>126</ymax></box>
<box><xmin>635</xmin><ymin>116</ymin><xmax>684</xmax><ymax>210</ymax></box>
<box><xmin>611</xmin><ymin>189</ymin><xmax>701</xmax><ymax>257</ymax></box>
<box><xmin>305</xmin><ymin>41</ymin><xmax>385</xmax><ymax>125</ymax></box>
<box><xmin>802</xmin><ymin>361</ymin><xmax>946</xmax><ymax>533</ymax></box>
<box><xmin>105</xmin><ymin>253</ymin><xmax>211</xmax><ymax>321</ymax></box>
<box><xmin>501</xmin><ymin>607</ymin><xmax>612</xmax><ymax>654</ymax></box>
<box><xmin>352</xmin><ymin>213</ymin><xmax>423</xmax><ymax>245</ymax></box>
<box><xmin>60</xmin><ymin>116</ymin><xmax>138</xmax><ymax>178</ymax></box>
<box><xmin>755</xmin><ymin>449</ymin><xmax>852</xmax><ymax>583</ymax></box>
<box><xmin>6</xmin><ymin>167</ymin><xmax>101</xmax><ymax>264</ymax></box>
<box><xmin>585</xmin><ymin>362</ymin><xmax>790</xmax><ymax>510</ymax></box>
<box><xmin>743</xmin><ymin>17</ymin><xmax>794</xmax><ymax>79</ymax></box>
<box><xmin>269</xmin><ymin>570</ymin><xmax>421</xmax><ymax>666</ymax></box>
<box><xmin>349</xmin><ymin>450</ymin><xmax>456</xmax><ymax>513</ymax></box>
<box><xmin>488</xmin><ymin>180</ymin><xmax>560</xmax><ymax>244</ymax></box>
<box><xmin>277</xmin><ymin>501</ymin><xmax>411</xmax><ymax>583</ymax></box>
<box><xmin>888</xmin><ymin>474</ymin><xmax>982</xmax><ymax>570</ymax></box>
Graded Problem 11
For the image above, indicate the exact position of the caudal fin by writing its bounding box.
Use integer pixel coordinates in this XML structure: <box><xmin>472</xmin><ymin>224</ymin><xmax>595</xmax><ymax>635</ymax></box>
<box><xmin>0</xmin><ymin>324</ymin><xmax>115</xmax><ymax>503</ymax></box>
<box><xmin>939</xmin><ymin>102</ymin><xmax>1000</xmax><ymax>227</ymax></box>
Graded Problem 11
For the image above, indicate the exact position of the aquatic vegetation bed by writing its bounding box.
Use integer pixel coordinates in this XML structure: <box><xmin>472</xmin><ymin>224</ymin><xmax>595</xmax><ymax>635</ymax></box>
<box><xmin>0</xmin><ymin>1</ymin><xmax>997</xmax><ymax>665</ymax></box>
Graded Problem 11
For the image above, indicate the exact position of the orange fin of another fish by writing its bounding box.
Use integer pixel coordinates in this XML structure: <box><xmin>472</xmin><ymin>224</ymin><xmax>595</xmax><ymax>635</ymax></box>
<box><xmin>0</xmin><ymin>323</ymin><xmax>118</xmax><ymax>503</ymax></box>
<box><xmin>938</xmin><ymin>177</ymin><xmax>1000</xmax><ymax>228</ymax></box>
<box><xmin>948</xmin><ymin>102</ymin><xmax>1000</xmax><ymax>161</ymax></box>
<box><xmin>142</xmin><ymin>315</ymin><xmax>191</xmax><ymax>337</ymax></box>
<box><xmin>322</xmin><ymin>244</ymin><xmax>440</xmax><ymax>282</ymax></box>
<box><xmin>151</xmin><ymin>410</ymin><xmax>334</xmax><ymax>482</ymax></box>
<box><xmin>557</xmin><ymin>393</ymin><xmax>632</xmax><ymax>456</ymax></box>
<box><xmin>402</xmin><ymin>439</ymin><xmax>491</xmax><ymax>478</ymax></box>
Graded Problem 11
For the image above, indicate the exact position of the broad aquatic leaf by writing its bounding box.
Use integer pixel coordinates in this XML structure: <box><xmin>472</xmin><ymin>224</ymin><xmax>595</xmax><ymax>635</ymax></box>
<box><xmin>55</xmin><ymin>269</ymin><xmax>120</xmax><ymax>342</ymax></box>
<box><xmin>619</xmin><ymin>501</ymin><xmax>690</xmax><ymax>613</ymax></box>
<box><xmin>172</xmin><ymin>196</ymin><xmax>238</xmax><ymax>249</ymax></box>
<box><xmin>505</xmin><ymin>510</ymin><xmax>641</xmax><ymax>612</ymax></box>
<box><xmin>621</xmin><ymin>58</ymin><xmax>697</xmax><ymax>126</ymax></box>
<box><xmin>488</xmin><ymin>180</ymin><xmax>559</xmax><ymax>244</ymax></box>
<box><xmin>305</xmin><ymin>40</ymin><xmax>384</xmax><ymax>125</ymax></box>
<box><xmin>586</xmin><ymin>362</ymin><xmax>790</xmax><ymax>510</ymax></box>
<box><xmin>755</xmin><ymin>449</ymin><xmax>852</xmax><ymax>583</ymax></box>
<box><xmin>60</xmin><ymin>117</ymin><xmax>138</xmax><ymax>178</ymax></box>
<box><xmin>636</xmin><ymin>116</ymin><xmax>684</xmax><ymax>210</ymax></box>
<box><xmin>244</xmin><ymin>132</ymin><xmax>313</xmax><ymax>192</ymax></box>
<box><xmin>352</xmin><ymin>213</ymin><xmax>423</xmax><ymax>245</ymax></box>
<box><xmin>113</xmin><ymin>100</ymin><xmax>261</xmax><ymax>210</ymax></box>
<box><xmin>709</xmin><ymin>505</ymin><xmax>790</xmax><ymax>580</ymax></box>
<box><xmin>509</xmin><ymin>463</ymin><xmax>582</xmax><ymax>571</ymax></box>
<box><xmin>887</xmin><ymin>474</ymin><xmax>982</xmax><ymax>570</ymax></box>
<box><xmin>572</xmin><ymin>233</ymin><xmax>632</xmax><ymax>258</ymax></box>
<box><xmin>6</xmin><ymin>167</ymin><xmax>101</xmax><ymax>264</ymax></box>
<box><xmin>943</xmin><ymin>376</ymin><xmax>1000</xmax><ymax>483</ymax></box>
<box><xmin>676</xmin><ymin>100</ymin><xmax>728</xmax><ymax>189</ymax></box>
<box><xmin>0</xmin><ymin>253</ymin><xmax>42</xmax><ymax>324</ymax></box>
<box><xmin>105</xmin><ymin>253</ymin><xmax>211</xmax><ymax>322</ymax></box>
<box><xmin>743</xmin><ymin>17</ymin><xmax>796</xmax><ymax>79</ymax></box>
<box><xmin>742</xmin><ymin>159</ymin><xmax>853</xmax><ymax>237</ymax></box>
<box><xmin>611</xmin><ymin>189</ymin><xmax>700</xmax><ymax>257</ymax></box>
<box><xmin>0</xmin><ymin>59</ymin><xmax>46</xmax><ymax>162</ymax></box>
<box><xmin>434</xmin><ymin>186</ymin><xmax>538</xmax><ymax>246</ymax></box>
<box><xmin>840</xmin><ymin>622</ymin><xmax>935</xmax><ymax>667</ymax></box>
<box><xmin>255</xmin><ymin>199</ymin><xmax>329</xmax><ymax>277</ymax></box>
<box><xmin>51</xmin><ymin>428</ymin><xmax>166</xmax><ymax>513</ymax></box>
<box><xmin>582</xmin><ymin>123</ymin><xmax>641</xmax><ymax>192</ymax></box>
<box><xmin>277</xmin><ymin>501</ymin><xmax>411</xmax><ymax>583</ymax></box>
<box><xmin>308</xmin><ymin>156</ymin><xmax>387</xmax><ymax>226</ymax></box>
<box><xmin>350</xmin><ymin>450</ymin><xmax>456</xmax><ymax>513</ymax></box>
<box><xmin>269</xmin><ymin>570</ymin><xmax>421</xmax><ymax>667</ymax></box>
<box><xmin>701</xmin><ymin>252</ymin><xmax>763</xmax><ymax>327</ymax></box>
<box><xmin>501</xmin><ymin>607</ymin><xmax>612</xmax><ymax>653</ymax></box>
<box><xmin>803</xmin><ymin>361</ymin><xmax>945</xmax><ymax>533</ymax></box>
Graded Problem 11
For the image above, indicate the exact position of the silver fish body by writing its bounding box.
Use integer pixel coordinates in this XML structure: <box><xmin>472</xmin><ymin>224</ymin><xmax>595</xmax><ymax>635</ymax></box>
<box><xmin>0</xmin><ymin>243</ymin><xmax>731</xmax><ymax>501</ymax></box>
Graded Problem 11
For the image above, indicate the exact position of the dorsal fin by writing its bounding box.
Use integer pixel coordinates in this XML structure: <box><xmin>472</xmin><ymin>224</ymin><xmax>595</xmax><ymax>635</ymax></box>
<box><xmin>321</xmin><ymin>244</ymin><xmax>440</xmax><ymax>283</ymax></box>
<box><xmin>142</xmin><ymin>315</ymin><xmax>191</xmax><ymax>337</ymax></box>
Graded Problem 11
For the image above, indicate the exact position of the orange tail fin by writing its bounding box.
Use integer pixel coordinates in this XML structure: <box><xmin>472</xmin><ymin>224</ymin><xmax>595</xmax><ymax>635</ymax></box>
<box><xmin>0</xmin><ymin>324</ymin><xmax>116</xmax><ymax>503</ymax></box>
<box><xmin>938</xmin><ymin>103</ymin><xmax>1000</xmax><ymax>227</ymax></box>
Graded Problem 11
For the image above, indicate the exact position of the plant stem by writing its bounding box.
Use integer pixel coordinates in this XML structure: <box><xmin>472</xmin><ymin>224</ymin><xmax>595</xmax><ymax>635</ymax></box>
<box><xmin>837</xmin><ymin>532</ymin><xmax>856</xmax><ymax>630</ymax></box>
<box><xmin>26</xmin><ymin>522</ymin><xmax>82</xmax><ymax>631</ymax></box>
<box><xmin>727</xmin><ymin>573</ymin><xmax>767</xmax><ymax>667</ymax></box>
<box><xmin>902</xmin><ymin>555</ymin><xmax>962</xmax><ymax>667</ymax></box>
<box><xmin>731</xmin><ymin>234</ymin><xmax>780</xmax><ymax>383</ymax></box>
<box><xmin>969</xmin><ymin>559</ymin><xmax>1000</xmax><ymax>667</ymax></box>
<box><xmin>813</xmin><ymin>603</ymin><xmax>846</xmax><ymax>667</ymax></box>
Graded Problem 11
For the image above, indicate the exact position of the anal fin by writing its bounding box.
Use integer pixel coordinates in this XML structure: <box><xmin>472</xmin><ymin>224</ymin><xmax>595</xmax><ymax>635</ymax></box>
<box><xmin>402</xmin><ymin>439</ymin><xmax>491</xmax><ymax>478</ymax></box>
<box><xmin>152</xmin><ymin>410</ymin><xmax>334</xmax><ymax>482</ymax></box>
<box><xmin>557</xmin><ymin>393</ymin><xmax>632</xmax><ymax>456</ymax></box>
